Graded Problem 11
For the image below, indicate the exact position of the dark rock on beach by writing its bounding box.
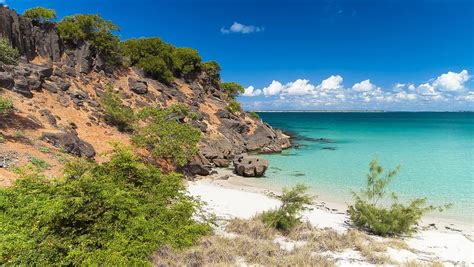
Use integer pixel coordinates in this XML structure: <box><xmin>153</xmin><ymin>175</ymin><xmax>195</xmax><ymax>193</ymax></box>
<box><xmin>233</xmin><ymin>154</ymin><xmax>269</xmax><ymax>177</ymax></box>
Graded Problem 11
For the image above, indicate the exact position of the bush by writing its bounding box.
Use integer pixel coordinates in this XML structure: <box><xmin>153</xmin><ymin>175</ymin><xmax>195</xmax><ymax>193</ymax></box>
<box><xmin>261</xmin><ymin>184</ymin><xmax>313</xmax><ymax>232</ymax></box>
<box><xmin>132</xmin><ymin>107</ymin><xmax>201</xmax><ymax>166</ymax></box>
<box><xmin>23</xmin><ymin>7</ymin><xmax>56</xmax><ymax>23</ymax></box>
<box><xmin>221</xmin><ymin>82</ymin><xmax>244</xmax><ymax>98</ymax></box>
<box><xmin>121</xmin><ymin>38</ymin><xmax>175</xmax><ymax>68</ymax></box>
<box><xmin>57</xmin><ymin>14</ymin><xmax>121</xmax><ymax>66</ymax></box>
<box><xmin>0</xmin><ymin>38</ymin><xmax>20</xmax><ymax>65</ymax></box>
<box><xmin>348</xmin><ymin>157</ymin><xmax>449</xmax><ymax>236</ymax></box>
<box><xmin>0</xmin><ymin>145</ymin><xmax>211</xmax><ymax>265</ymax></box>
<box><xmin>202</xmin><ymin>60</ymin><xmax>221</xmax><ymax>85</ymax></box>
<box><xmin>166</xmin><ymin>103</ymin><xmax>198</xmax><ymax>120</ymax></box>
<box><xmin>0</xmin><ymin>95</ymin><xmax>13</xmax><ymax>115</ymax></box>
<box><xmin>226</xmin><ymin>100</ymin><xmax>242</xmax><ymax>114</ymax></box>
<box><xmin>138</xmin><ymin>55</ymin><xmax>174</xmax><ymax>84</ymax></box>
<box><xmin>100</xmin><ymin>86</ymin><xmax>136</xmax><ymax>132</ymax></box>
<box><xmin>249</xmin><ymin>111</ymin><xmax>260</xmax><ymax>120</ymax></box>
<box><xmin>172</xmin><ymin>47</ymin><xmax>202</xmax><ymax>77</ymax></box>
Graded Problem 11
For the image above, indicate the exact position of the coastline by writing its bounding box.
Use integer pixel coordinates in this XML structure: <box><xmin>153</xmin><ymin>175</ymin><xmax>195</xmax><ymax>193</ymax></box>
<box><xmin>188</xmin><ymin>167</ymin><xmax>474</xmax><ymax>264</ymax></box>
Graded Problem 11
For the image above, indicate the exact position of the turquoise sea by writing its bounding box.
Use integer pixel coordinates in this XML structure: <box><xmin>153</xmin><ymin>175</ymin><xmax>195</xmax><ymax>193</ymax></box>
<box><xmin>257</xmin><ymin>112</ymin><xmax>474</xmax><ymax>223</ymax></box>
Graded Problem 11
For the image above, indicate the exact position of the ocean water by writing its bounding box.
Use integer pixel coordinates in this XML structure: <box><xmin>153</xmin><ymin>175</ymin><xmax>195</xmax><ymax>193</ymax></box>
<box><xmin>257</xmin><ymin>112</ymin><xmax>474</xmax><ymax>223</ymax></box>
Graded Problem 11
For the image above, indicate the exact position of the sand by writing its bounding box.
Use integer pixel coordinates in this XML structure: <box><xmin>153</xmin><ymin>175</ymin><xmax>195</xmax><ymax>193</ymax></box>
<box><xmin>187</xmin><ymin>168</ymin><xmax>474</xmax><ymax>266</ymax></box>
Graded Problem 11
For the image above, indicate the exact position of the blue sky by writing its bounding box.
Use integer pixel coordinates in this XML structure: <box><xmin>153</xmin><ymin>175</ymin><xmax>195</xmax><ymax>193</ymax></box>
<box><xmin>5</xmin><ymin>0</ymin><xmax>474</xmax><ymax>111</ymax></box>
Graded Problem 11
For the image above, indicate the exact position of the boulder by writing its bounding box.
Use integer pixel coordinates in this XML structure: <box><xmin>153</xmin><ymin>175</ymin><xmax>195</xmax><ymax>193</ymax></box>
<box><xmin>233</xmin><ymin>155</ymin><xmax>269</xmax><ymax>177</ymax></box>
<box><xmin>0</xmin><ymin>72</ymin><xmax>14</xmax><ymax>89</ymax></box>
<box><xmin>128</xmin><ymin>78</ymin><xmax>148</xmax><ymax>94</ymax></box>
<box><xmin>42</xmin><ymin>80</ymin><xmax>58</xmax><ymax>93</ymax></box>
<box><xmin>41</xmin><ymin>131</ymin><xmax>96</xmax><ymax>158</ymax></box>
<box><xmin>12</xmin><ymin>76</ymin><xmax>32</xmax><ymax>97</ymax></box>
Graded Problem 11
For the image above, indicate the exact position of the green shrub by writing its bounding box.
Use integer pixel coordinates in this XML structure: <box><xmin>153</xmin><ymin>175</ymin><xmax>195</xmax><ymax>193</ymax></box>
<box><xmin>221</xmin><ymin>82</ymin><xmax>244</xmax><ymax>98</ymax></box>
<box><xmin>0</xmin><ymin>95</ymin><xmax>13</xmax><ymax>115</ymax></box>
<box><xmin>249</xmin><ymin>111</ymin><xmax>260</xmax><ymax>120</ymax></box>
<box><xmin>138</xmin><ymin>55</ymin><xmax>174</xmax><ymax>84</ymax></box>
<box><xmin>348</xmin><ymin>157</ymin><xmax>449</xmax><ymax>236</ymax></box>
<box><xmin>28</xmin><ymin>157</ymin><xmax>50</xmax><ymax>171</ymax></box>
<box><xmin>121</xmin><ymin>37</ymin><xmax>174</xmax><ymax>67</ymax></box>
<box><xmin>100</xmin><ymin>86</ymin><xmax>136</xmax><ymax>132</ymax></box>
<box><xmin>23</xmin><ymin>7</ymin><xmax>56</xmax><ymax>23</ymax></box>
<box><xmin>166</xmin><ymin>103</ymin><xmax>198</xmax><ymax>120</ymax></box>
<box><xmin>0</xmin><ymin>38</ymin><xmax>20</xmax><ymax>65</ymax></box>
<box><xmin>132</xmin><ymin>107</ymin><xmax>201</xmax><ymax>166</ymax></box>
<box><xmin>226</xmin><ymin>100</ymin><xmax>242</xmax><ymax>114</ymax></box>
<box><xmin>172</xmin><ymin>47</ymin><xmax>202</xmax><ymax>77</ymax></box>
<box><xmin>202</xmin><ymin>60</ymin><xmax>221</xmax><ymax>85</ymax></box>
<box><xmin>0</xmin><ymin>145</ymin><xmax>211</xmax><ymax>265</ymax></box>
<box><xmin>57</xmin><ymin>14</ymin><xmax>121</xmax><ymax>66</ymax></box>
<box><xmin>261</xmin><ymin>184</ymin><xmax>313</xmax><ymax>233</ymax></box>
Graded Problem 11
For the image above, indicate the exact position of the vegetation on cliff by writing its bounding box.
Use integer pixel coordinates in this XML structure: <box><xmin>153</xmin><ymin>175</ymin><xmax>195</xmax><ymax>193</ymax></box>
<box><xmin>23</xmin><ymin>7</ymin><xmax>56</xmax><ymax>23</ymax></box>
<box><xmin>58</xmin><ymin>14</ymin><xmax>122</xmax><ymax>66</ymax></box>
<box><xmin>0</xmin><ymin>145</ymin><xmax>211</xmax><ymax>265</ymax></box>
<box><xmin>0</xmin><ymin>95</ymin><xmax>13</xmax><ymax>115</ymax></box>
<box><xmin>0</xmin><ymin>38</ymin><xmax>20</xmax><ymax>65</ymax></box>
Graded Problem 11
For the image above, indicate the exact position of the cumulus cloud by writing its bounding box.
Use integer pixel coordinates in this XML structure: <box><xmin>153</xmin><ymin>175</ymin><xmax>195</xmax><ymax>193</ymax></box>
<box><xmin>352</xmin><ymin>79</ymin><xmax>377</xmax><ymax>92</ymax></box>
<box><xmin>240</xmin><ymin>69</ymin><xmax>473</xmax><ymax>111</ymax></box>
<box><xmin>432</xmin><ymin>70</ymin><xmax>469</xmax><ymax>91</ymax></box>
<box><xmin>221</xmin><ymin>22</ymin><xmax>264</xmax><ymax>34</ymax></box>
<box><xmin>318</xmin><ymin>75</ymin><xmax>343</xmax><ymax>90</ymax></box>
<box><xmin>243</xmin><ymin>86</ymin><xmax>262</xmax><ymax>97</ymax></box>
<box><xmin>262</xmin><ymin>80</ymin><xmax>284</xmax><ymax>96</ymax></box>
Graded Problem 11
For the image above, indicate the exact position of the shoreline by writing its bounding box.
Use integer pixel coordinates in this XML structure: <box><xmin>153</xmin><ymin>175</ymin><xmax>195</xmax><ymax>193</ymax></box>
<box><xmin>194</xmin><ymin>167</ymin><xmax>474</xmax><ymax>240</ymax></box>
<box><xmin>188</xmin><ymin>168</ymin><xmax>474</xmax><ymax>264</ymax></box>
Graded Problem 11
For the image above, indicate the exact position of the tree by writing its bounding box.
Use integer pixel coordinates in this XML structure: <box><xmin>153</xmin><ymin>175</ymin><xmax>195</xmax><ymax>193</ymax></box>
<box><xmin>138</xmin><ymin>55</ymin><xmax>174</xmax><ymax>84</ymax></box>
<box><xmin>348</xmin><ymin>157</ymin><xmax>450</xmax><ymax>236</ymax></box>
<box><xmin>0</xmin><ymin>38</ymin><xmax>20</xmax><ymax>65</ymax></box>
<box><xmin>261</xmin><ymin>184</ymin><xmax>314</xmax><ymax>232</ymax></box>
<box><xmin>202</xmin><ymin>60</ymin><xmax>221</xmax><ymax>86</ymax></box>
<box><xmin>132</xmin><ymin>107</ymin><xmax>201</xmax><ymax>166</ymax></box>
<box><xmin>23</xmin><ymin>7</ymin><xmax>56</xmax><ymax>23</ymax></box>
<box><xmin>57</xmin><ymin>14</ymin><xmax>121</xmax><ymax>66</ymax></box>
<box><xmin>221</xmin><ymin>82</ymin><xmax>244</xmax><ymax>98</ymax></box>
<box><xmin>172</xmin><ymin>47</ymin><xmax>202</xmax><ymax>77</ymax></box>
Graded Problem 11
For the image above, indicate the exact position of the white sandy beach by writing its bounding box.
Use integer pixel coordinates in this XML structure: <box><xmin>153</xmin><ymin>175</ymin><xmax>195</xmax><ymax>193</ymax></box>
<box><xmin>187</xmin><ymin>168</ymin><xmax>474</xmax><ymax>266</ymax></box>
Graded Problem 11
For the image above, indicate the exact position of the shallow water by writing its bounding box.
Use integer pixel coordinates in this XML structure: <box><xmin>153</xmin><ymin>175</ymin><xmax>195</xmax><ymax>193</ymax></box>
<box><xmin>257</xmin><ymin>112</ymin><xmax>474</xmax><ymax>223</ymax></box>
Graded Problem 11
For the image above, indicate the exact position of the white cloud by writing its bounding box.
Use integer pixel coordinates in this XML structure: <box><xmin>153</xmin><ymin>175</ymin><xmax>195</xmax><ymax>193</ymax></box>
<box><xmin>318</xmin><ymin>75</ymin><xmax>343</xmax><ymax>90</ymax></box>
<box><xmin>241</xmin><ymin>70</ymin><xmax>473</xmax><ymax>110</ymax></box>
<box><xmin>242</xmin><ymin>86</ymin><xmax>261</xmax><ymax>97</ymax></box>
<box><xmin>263</xmin><ymin>80</ymin><xmax>284</xmax><ymax>96</ymax></box>
<box><xmin>221</xmin><ymin>22</ymin><xmax>264</xmax><ymax>34</ymax></box>
<box><xmin>433</xmin><ymin>70</ymin><xmax>470</xmax><ymax>91</ymax></box>
<box><xmin>352</xmin><ymin>79</ymin><xmax>377</xmax><ymax>92</ymax></box>
<box><xmin>285</xmin><ymin>79</ymin><xmax>315</xmax><ymax>95</ymax></box>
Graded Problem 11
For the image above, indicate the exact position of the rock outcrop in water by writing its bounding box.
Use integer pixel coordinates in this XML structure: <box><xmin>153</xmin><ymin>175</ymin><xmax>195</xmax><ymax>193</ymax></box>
<box><xmin>0</xmin><ymin>7</ymin><xmax>290</xmax><ymax>181</ymax></box>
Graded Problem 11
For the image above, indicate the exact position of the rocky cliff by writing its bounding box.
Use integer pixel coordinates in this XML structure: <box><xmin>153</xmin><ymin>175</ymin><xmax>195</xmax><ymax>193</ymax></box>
<box><xmin>0</xmin><ymin>8</ymin><xmax>290</xmax><ymax>184</ymax></box>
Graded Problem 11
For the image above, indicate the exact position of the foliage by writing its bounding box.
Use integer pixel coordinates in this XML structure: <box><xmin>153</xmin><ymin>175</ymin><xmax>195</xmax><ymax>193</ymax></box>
<box><xmin>132</xmin><ymin>107</ymin><xmax>201</xmax><ymax>166</ymax></box>
<box><xmin>0</xmin><ymin>145</ymin><xmax>211</xmax><ymax>265</ymax></box>
<box><xmin>0</xmin><ymin>38</ymin><xmax>20</xmax><ymax>65</ymax></box>
<box><xmin>0</xmin><ymin>95</ymin><xmax>13</xmax><ymax>115</ymax></box>
<box><xmin>57</xmin><ymin>14</ymin><xmax>121</xmax><ymax>66</ymax></box>
<box><xmin>100</xmin><ymin>85</ymin><xmax>136</xmax><ymax>132</ymax></box>
<box><xmin>249</xmin><ymin>111</ymin><xmax>260</xmax><ymax>120</ymax></box>
<box><xmin>138</xmin><ymin>55</ymin><xmax>174</xmax><ymax>84</ymax></box>
<box><xmin>23</xmin><ymin>7</ymin><xmax>56</xmax><ymax>23</ymax></box>
<box><xmin>28</xmin><ymin>157</ymin><xmax>50</xmax><ymax>171</ymax></box>
<box><xmin>226</xmin><ymin>100</ymin><xmax>242</xmax><ymax>114</ymax></box>
<box><xmin>221</xmin><ymin>81</ymin><xmax>244</xmax><ymax>98</ymax></box>
<box><xmin>261</xmin><ymin>184</ymin><xmax>314</xmax><ymax>232</ymax></box>
<box><xmin>121</xmin><ymin>37</ymin><xmax>174</xmax><ymax>67</ymax></box>
<box><xmin>166</xmin><ymin>103</ymin><xmax>198</xmax><ymax>120</ymax></box>
<box><xmin>202</xmin><ymin>60</ymin><xmax>221</xmax><ymax>85</ymax></box>
<box><xmin>348</xmin><ymin>157</ymin><xmax>449</xmax><ymax>236</ymax></box>
<box><xmin>172</xmin><ymin>47</ymin><xmax>202</xmax><ymax>77</ymax></box>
